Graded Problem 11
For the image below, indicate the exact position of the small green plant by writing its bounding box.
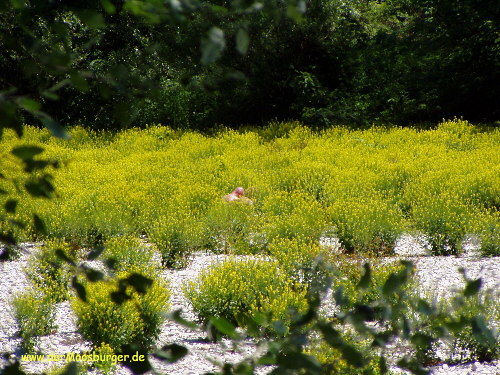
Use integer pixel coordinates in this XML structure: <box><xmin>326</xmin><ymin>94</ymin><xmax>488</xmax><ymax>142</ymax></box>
<box><xmin>72</xmin><ymin>271</ymin><xmax>171</xmax><ymax>352</ymax></box>
<box><xmin>203</xmin><ymin>200</ymin><xmax>261</xmax><ymax>254</ymax></box>
<box><xmin>419</xmin><ymin>288</ymin><xmax>500</xmax><ymax>364</ymax></box>
<box><xmin>327</xmin><ymin>197</ymin><xmax>405</xmax><ymax>255</ymax></box>
<box><xmin>267</xmin><ymin>237</ymin><xmax>328</xmax><ymax>288</ymax></box>
<box><xmin>103</xmin><ymin>235</ymin><xmax>160</xmax><ymax>273</ymax></box>
<box><xmin>410</xmin><ymin>196</ymin><xmax>474</xmax><ymax>255</ymax></box>
<box><xmin>147</xmin><ymin>213</ymin><xmax>202</xmax><ymax>268</ymax></box>
<box><xmin>12</xmin><ymin>290</ymin><xmax>57</xmax><ymax>352</ymax></box>
<box><xmin>306</xmin><ymin>333</ymin><xmax>385</xmax><ymax>375</ymax></box>
<box><xmin>25</xmin><ymin>240</ymin><xmax>77</xmax><ymax>302</ymax></box>
<box><xmin>92</xmin><ymin>342</ymin><xmax>117</xmax><ymax>375</ymax></box>
<box><xmin>184</xmin><ymin>257</ymin><xmax>308</xmax><ymax>333</ymax></box>
<box><xmin>476</xmin><ymin>213</ymin><xmax>500</xmax><ymax>256</ymax></box>
<box><xmin>331</xmin><ymin>257</ymin><xmax>411</xmax><ymax>313</ymax></box>
<box><xmin>261</xmin><ymin>191</ymin><xmax>328</xmax><ymax>244</ymax></box>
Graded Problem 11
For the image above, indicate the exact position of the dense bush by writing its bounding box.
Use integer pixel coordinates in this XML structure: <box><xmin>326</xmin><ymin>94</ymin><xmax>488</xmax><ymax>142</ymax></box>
<box><xmin>1</xmin><ymin>119</ymin><xmax>498</xmax><ymax>259</ymax></box>
<box><xmin>25</xmin><ymin>240</ymin><xmax>78</xmax><ymax>302</ymax></box>
<box><xmin>72</xmin><ymin>272</ymin><xmax>171</xmax><ymax>351</ymax></box>
<box><xmin>306</xmin><ymin>334</ymin><xmax>384</xmax><ymax>375</ymax></box>
<box><xmin>11</xmin><ymin>290</ymin><xmax>57</xmax><ymax>352</ymax></box>
<box><xmin>102</xmin><ymin>235</ymin><xmax>159</xmax><ymax>274</ymax></box>
<box><xmin>267</xmin><ymin>237</ymin><xmax>329</xmax><ymax>287</ymax></box>
<box><xmin>184</xmin><ymin>258</ymin><xmax>309</xmax><ymax>333</ymax></box>
<box><xmin>412</xmin><ymin>288</ymin><xmax>500</xmax><ymax>365</ymax></box>
<box><xmin>330</xmin><ymin>258</ymin><xmax>412</xmax><ymax>313</ymax></box>
<box><xmin>203</xmin><ymin>200</ymin><xmax>261</xmax><ymax>255</ymax></box>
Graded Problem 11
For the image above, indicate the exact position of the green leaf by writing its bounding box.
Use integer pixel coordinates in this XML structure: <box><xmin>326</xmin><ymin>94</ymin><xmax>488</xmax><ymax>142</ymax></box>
<box><xmin>25</xmin><ymin>177</ymin><xmax>55</xmax><ymax>198</ymax></box>
<box><xmin>23</xmin><ymin>159</ymin><xmax>51</xmax><ymax>173</ymax></box>
<box><xmin>11</xmin><ymin>145</ymin><xmax>44</xmax><ymax>160</ymax></box>
<box><xmin>0</xmin><ymin>232</ymin><xmax>17</xmax><ymax>246</ymax></box>
<box><xmin>209</xmin><ymin>316</ymin><xmax>239</xmax><ymax>338</ymax></box>
<box><xmin>235</xmin><ymin>313</ymin><xmax>261</xmax><ymax>336</ymax></box>
<box><xmin>286</xmin><ymin>1</ymin><xmax>306</xmax><ymax>22</ymax></box>
<box><xmin>101</xmin><ymin>0</ymin><xmax>116</xmax><ymax>13</ymax></box>
<box><xmin>318</xmin><ymin>322</ymin><xmax>343</xmax><ymax>347</ymax></box>
<box><xmin>233</xmin><ymin>362</ymin><xmax>254</xmax><ymax>375</ymax></box>
<box><xmin>471</xmin><ymin>315</ymin><xmax>496</xmax><ymax>346</ymax></box>
<box><xmin>70</xmin><ymin>73</ymin><xmax>89</xmax><ymax>92</ymax></box>
<box><xmin>72</xmin><ymin>277</ymin><xmax>87</xmax><ymax>302</ymax></box>
<box><xmin>10</xmin><ymin>0</ymin><xmax>28</xmax><ymax>9</ymax></box>
<box><xmin>126</xmin><ymin>273</ymin><xmax>153</xmax><ymax>294</ymax></box>
<box><xmin>396</xmin><ymin>358</ymin><xmax>428</xmax><ymax>375</ymax></box>
<box><xmin>463</xmin><ymin>278</ymin><xmax>482</xmax><ymax>297</ymax></box>
<box><xmin>33</xmin><ymin>214</ymin><xmax>47</xmax><ymax>235</ymax></box>
<box><xmin>59</xmin><ymin>362</ymin><xmax>79</xmax><ymax>375</ymax></box>
<box><xmin>357</xmin><ymin>263</ymin><xmax>371</xmax><ymax>289</ymax></box>
<box><xmin>236</xmin><ymin>28</ymin><xmax>249</xmax><ymax>55</ymax></box>
<box><xmin>352</xmin><ymin>303</ymin><xmax>375</xmax><ymax>322</ymax></box>
<box><xmin>17</xmin><ymin>98</ymin><xmax>41</xmax><ymax>112</ymax></box>
<box><xmin>445</xmin><ymin>316</ymin><xmax>468</xmax><ymax>333</ymax></box>
<box><xmin>334</xmin><ymin>285</ymin><xmax>347</xmax><ymax>306</ymax></box>
<box><xmin>0</xmin><ymin>361</ymin><xmax>25</xmax><ymax>375</ymax></box>
<box><xmin>87</xmin><ymin>245</ymin><xmax>105</xmax><ymax>260</ymax></box>
<box><xmin>416</xmin><ymin>299</ymin><xmax>433</xmax><ymax>315</ymax></box>
<box><xmin>111</xmin><ymin>290</ymin><xmax>131</xmax><ymax>304</ymax></box>
<box><xmin>76</xmin><ymin>10</ymin><xmax>105</xmax><ymax>29</ymax></box>
<box><xmin>154</xmin><ymin>344</ymin><xmax>188</xmax><ymax>363</ymax></box>
<box><xmin>4</xmin><ymin>199</ymin><xmax>17</xmax><ymax>214</ymax></box>
<box><xmin>8</xmin><ymin>219</ymin><xmax>26</xmax><ymax>229</ymax></box>
<box><xmin>41</xmin><ymin>90</ymin><xmax>60</xmax><ymax>100</ymax></box>
<box><xmin>340</xmin><ymin>345</ymin><xmax>366</xmax><ymax>368</ymax></box>
<box><xmin>379</xmin><ymin>356</ymin><xmax>389</xmax><ymax>374</ymax></box>
<box><xmin>166</xmin><ymin>309</ymin><xmax>198</xmax><ymax>330</ymax></box>
<box><xmin>83</xmin><ymin>266</ymin><xmax>105</xmax><ymax>282</ymax></box>
<box><xmin>121</xmin><ymin>344</ymin><xmax>151</xmax><ymax>374</ymax></box>
<box><xmin>0</xmin><ymin>101</ymin><xmax>23</xmax><ymax>136</ymax></box>
<box><xmin>277</xmin><ymin>352</ymin><xmax>321</xmax><ymax>372</ymax></box>
<box><xmin>41</xmin><ymin>117</ymin><xmax>70</xmax><ymax>140</ymax></box>
<box><xmin>201</xmin><ymin>27</ymin><xmax>226</xmax><ymax>65</ymax></box>
<box><xmin>382</xmin><ymin>272</ymin><xmax>406</xmax><ymax>296</ymax></box>
<box><xmin>55</xmin><ymin>248</ymin><xmax>76</xmax><ymax>266</ymax></box>
<box><xmin>411</xmin><ymin>333</ymin><xmax>434</xmax><ymax>348</ymax></box>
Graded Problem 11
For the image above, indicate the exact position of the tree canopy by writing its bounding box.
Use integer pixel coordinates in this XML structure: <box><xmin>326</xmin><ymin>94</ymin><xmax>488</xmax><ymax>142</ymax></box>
<box><xmin>0</xmin><ymin>0</ymin><xmax>499</xmax><ymax>133</ymax></box>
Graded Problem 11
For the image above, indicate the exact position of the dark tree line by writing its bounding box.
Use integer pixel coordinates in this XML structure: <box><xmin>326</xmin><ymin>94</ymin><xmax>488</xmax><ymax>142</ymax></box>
<box><xmin>1</xmin><ymin>0</ymin><xmax>499</xmax><ymax>133</ymax></box>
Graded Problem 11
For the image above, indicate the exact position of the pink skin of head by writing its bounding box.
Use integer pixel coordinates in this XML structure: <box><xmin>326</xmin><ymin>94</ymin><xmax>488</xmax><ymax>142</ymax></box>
<box><xmin>232</xmin><ymin>187</ymin><xmax>245</xmax><ymax>197</ymax></box>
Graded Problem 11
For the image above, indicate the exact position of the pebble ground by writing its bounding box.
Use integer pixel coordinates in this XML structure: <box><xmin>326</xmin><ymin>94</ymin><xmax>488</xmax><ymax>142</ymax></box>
<box><xmin>1</xmin><ymin>237</ymin><xmax>499</xmax><ymax>375</ymax></box>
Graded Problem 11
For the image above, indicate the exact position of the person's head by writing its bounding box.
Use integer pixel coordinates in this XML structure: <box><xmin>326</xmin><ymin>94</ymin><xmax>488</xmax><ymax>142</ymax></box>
<box><xmin>233</xmin><ymin>187</ymin><xmax>245</xmax><ymax>197</ymax></box>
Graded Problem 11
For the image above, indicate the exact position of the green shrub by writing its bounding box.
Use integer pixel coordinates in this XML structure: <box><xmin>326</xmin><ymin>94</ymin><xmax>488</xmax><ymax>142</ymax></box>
<box><xmin>72</xmin><ymin>272</ymin><xmax>171</xmax><ymax>351</ymax></box>
<box><xmin>25</xmin><ymin>240</ymin><xmax>78</xmax><ymax>302</ymax></box>
<box><xmin>331</xmin><ymin>257</ymin><xmax>411</xmax><ymax>313</ymax></box>
<box><xmin>203</xmin><ymin>200</ymin><xmax>261</xmax><ymax>254</ymax></box>
<box><xmin>267</xmin><ymin>237</ymin><xmax>328</xmax><ymax>288</ymax></box>
<box><xmin>327</xmin><ymin>197</ymin><xmax>405</xmax><ymax>255</ymax></box>
<box><xmin>476</xmin><ymin>213</ymin><xmax>500</xmax><ymax>256</ymax></box>
<box><xmin>184</xmin><ymin>258</ymin><xmax>308</xmax><ymax>333</ymax></box>
<box><xmin>414</xmin><ymin>288</ymin><xmax>500</xmax><ymax>365</ymax></box>
<box><xmin>306</xmin><ymin>333</ymin><xmax>385</xmax><ymax>375</ymax></box>
<box><xmin>103</xmin><ymin>235</ymin><xmax>159</xmax><ymax>273</ymax></box>
<box><xmin>261</xmin><ymin>191</ymin><xmax>328</xmax><ymax>243</ymax></box>
<box><xmin>410</xmin><ymin>195</ymin><xmax>475</xmax><ymax>255</ymax></box>
<box><xmin>147</xmin><ymin>213</ymin><xmax>200</xmax><ymax>268</ymax></box>
<box><xmin>11</xmin><ymin>290</ymin><xmax>57</xmax><ymax>352</ymax></box>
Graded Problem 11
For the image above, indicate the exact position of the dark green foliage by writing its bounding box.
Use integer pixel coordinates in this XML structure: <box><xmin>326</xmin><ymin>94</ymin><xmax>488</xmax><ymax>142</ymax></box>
<box><xmin>2</xmin><ymin>0</ymin><xmax>497</xmax><ymax>132</ymax></box>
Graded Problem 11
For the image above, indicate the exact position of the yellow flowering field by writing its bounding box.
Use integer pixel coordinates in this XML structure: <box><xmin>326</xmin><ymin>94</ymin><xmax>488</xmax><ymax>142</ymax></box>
<box><xmin>1</xmin><ymin>119</ymin><xmax>498</xmax><ymax>260</ymax></box>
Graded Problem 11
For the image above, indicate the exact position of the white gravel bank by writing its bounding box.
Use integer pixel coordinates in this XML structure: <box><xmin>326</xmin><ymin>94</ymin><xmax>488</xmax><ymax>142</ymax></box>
<box><xmin>0</xmin><ymin>238</ymin><xmax>499</xmax><ymax>375</ymax></box>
